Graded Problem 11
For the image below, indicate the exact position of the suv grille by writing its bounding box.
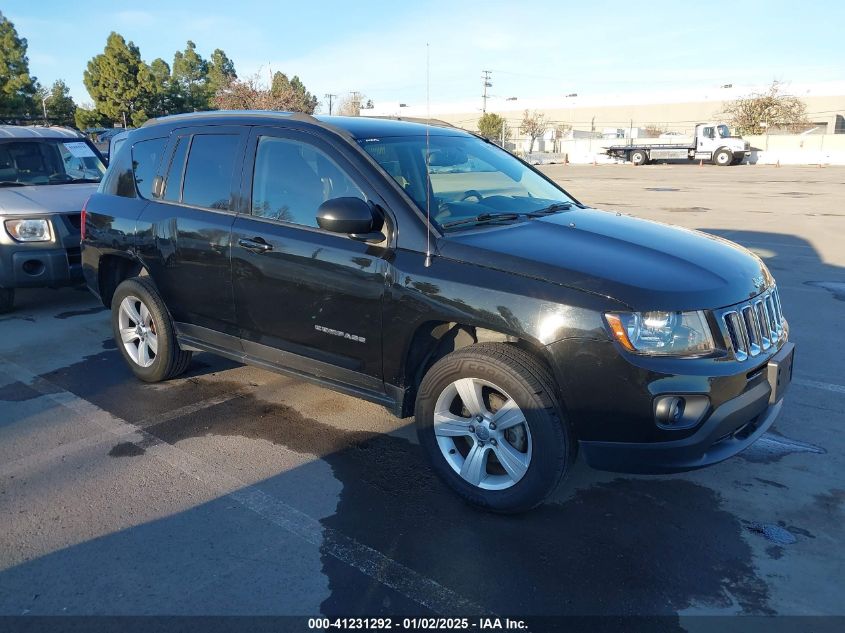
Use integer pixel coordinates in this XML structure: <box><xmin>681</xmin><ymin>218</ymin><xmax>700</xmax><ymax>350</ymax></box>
<box><xmin>721</xmin><ymin>287</ymin><xmax>784</xmax><ymax>361</ymax></box>
<box><xmin>64</xmin><ymin>213</ymin><xmax>82</xmax><ymax>231</ymax></box>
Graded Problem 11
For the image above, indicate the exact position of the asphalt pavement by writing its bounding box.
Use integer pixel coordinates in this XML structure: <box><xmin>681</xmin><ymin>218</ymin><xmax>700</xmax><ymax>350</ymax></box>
<box><xmin>0</xmin><ymin>165</ymin><xmax>843</xmax><ymax>628</ymax></box>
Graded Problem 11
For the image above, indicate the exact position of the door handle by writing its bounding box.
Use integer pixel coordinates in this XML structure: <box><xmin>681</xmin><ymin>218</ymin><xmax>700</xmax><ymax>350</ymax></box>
<box><xmin>238</xmin><ymin>237</ymin><xmax>273</xmax><ymax>253</ymax></box>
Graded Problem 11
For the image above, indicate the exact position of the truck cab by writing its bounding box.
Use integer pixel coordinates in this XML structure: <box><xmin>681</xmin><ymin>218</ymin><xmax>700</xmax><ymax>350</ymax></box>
<box><xmin>693</xmin><ymin>122</ymin><xmax>750</xmax><ymax>165</ymax></box>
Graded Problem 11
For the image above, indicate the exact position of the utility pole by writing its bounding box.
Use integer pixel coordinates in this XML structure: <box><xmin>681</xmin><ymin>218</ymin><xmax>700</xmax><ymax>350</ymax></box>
<box><xmin>324</xmin><ymin>93</ymin><xmax>337</xmax><ymax>115</ymax></box>
<box><xmin>481</xmin><ymin>70</ymin><xmax>492</xmax><ymax>113</ymax></box>
<box><xmin>41</xmin><ymin>95</ymin><xmax>51</xmax><ymax>126</ymax></box>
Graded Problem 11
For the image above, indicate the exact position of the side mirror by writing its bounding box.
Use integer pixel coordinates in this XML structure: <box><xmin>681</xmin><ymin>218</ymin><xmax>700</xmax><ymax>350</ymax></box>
<box><xmin>316</xmin><ymin>197</ymin><xmax>384</xmax><ymax>243</ymax></box>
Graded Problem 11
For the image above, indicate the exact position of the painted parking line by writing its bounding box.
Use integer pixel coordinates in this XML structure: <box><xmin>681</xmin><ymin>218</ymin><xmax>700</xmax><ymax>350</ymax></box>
<box><xmin>793</xmin><ymin>377</ymin><xmax>845</xmax><ymax>396</ymax></box>
<box><xmin>0</xmin><ymin>358</ymin><xmax>487</xmax><ymax>616</ymax></box>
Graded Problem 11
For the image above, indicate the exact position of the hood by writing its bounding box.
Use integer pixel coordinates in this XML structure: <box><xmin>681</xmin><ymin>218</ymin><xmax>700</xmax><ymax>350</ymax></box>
<box><xmin>439</xmin><ymin>208</ymin><xmax>772</xmax><ymax>311</ymax></box>
<box><xmin>0</xmin><ymin>183</ymin><xmax>98</xmax><ymax>217</ymax></box>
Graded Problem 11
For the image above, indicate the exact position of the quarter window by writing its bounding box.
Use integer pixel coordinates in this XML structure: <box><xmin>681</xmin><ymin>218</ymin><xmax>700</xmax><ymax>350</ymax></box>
<box><xmin>131</xmin><ymin>137</ymin><xmax>167</xmax><ymax>199</ymax></box>
<box><xmin>251</xmin><ymin>137</ymin><xmax>364</xmax><ymax>227</ymax></box>
<box><xmin>181</xmin><ymin>135</ymin><xmax>239</xmax><ymax>210</ymax></box>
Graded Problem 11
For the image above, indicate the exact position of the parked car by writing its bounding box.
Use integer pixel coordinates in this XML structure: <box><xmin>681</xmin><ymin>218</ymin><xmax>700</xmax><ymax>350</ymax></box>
<box><xmin>0</xmin><ymin>125</ymin><xmax>106</xmax><ymax>313</ymax></box>
<box><xmin>81</xmin><ymin>112</ymin><xmax>794</xmax><ymax>512</ymax></box>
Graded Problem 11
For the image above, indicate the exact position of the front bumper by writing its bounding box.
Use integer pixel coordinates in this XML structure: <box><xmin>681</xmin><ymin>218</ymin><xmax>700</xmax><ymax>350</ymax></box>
<box><xmin>546</xmin><ymin>326</ymin><xmax>795</xmax><ymax>474</ymax></box>
<box><xmin>579</xmin><ymin>379</ymin><xmax>782</xmax><ymax>473</ymax></box>
<box><xmin>0</xmin><ymin>214</ymin><xmax>83</xmax><ymax>289</ymax></box>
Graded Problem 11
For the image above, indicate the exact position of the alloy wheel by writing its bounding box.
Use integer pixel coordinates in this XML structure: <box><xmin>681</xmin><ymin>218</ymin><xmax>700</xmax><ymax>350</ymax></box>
<box><xmin>433</xmin><ymin>377</ymin><xmax>532</xmax><ymax>490</ymax></box>
<box><xmin>117</xmin><ymin>295</ymin><xmax>158</xmax><ymax>368</ymax></box>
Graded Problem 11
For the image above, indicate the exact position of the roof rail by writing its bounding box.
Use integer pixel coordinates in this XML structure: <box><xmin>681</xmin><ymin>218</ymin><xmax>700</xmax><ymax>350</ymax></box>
<box><xmin>368</xmin><ymin>116</ymin><xmax>456</xmax><ymax>129</ymax></box>
<box><xmin>141</xmin><ymin>110</ymin><xmax>320</xmax><ymax>128</ymax></box>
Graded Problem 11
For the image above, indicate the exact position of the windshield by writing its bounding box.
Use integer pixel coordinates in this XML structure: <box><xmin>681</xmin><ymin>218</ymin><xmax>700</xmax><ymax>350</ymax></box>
<box><xmin>717</xmin><ymin>124</ymin><xmax>731</xmax><ymax>138</ymax></box>
<box><xmin>0</xmin><ymin>139</ymin><xmax>106</xmax><ymax>186</ymax></box>
<box><xmin>359</xmin><ymin>134</ymin><xmax>575</xmax><ymax>230</ymax></box>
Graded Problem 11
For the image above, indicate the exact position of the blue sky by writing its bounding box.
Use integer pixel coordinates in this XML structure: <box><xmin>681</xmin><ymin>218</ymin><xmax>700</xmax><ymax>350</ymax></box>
<box><xmin>6</xmin><ymin>0</ymin><xmax>845</xmax><ymax>110</ymax></box>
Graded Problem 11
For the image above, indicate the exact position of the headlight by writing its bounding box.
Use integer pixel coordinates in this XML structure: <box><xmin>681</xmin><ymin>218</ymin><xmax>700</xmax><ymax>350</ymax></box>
<box><xmin>605</xmin><ymin>310</ymin><xmax>714</xmax><ymax>356</ymax></box>
<box><xmin>5</xmin><ymin>219</ymin><xmax>52</xmax><ymax>242</ymax></box>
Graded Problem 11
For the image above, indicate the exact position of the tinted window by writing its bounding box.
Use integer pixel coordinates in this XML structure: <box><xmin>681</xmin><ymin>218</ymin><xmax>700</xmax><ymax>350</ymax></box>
<box><xmin>131</xmin><ymin>137</ymin><xmax>166</xmax><ymax>199</ymax></box>
<box><xmin>99</xmin><ymin>142</ymin><xmax>135</xmax><ymax>198</ymax></box>
<box><xmin>251</xmin><ymin>137</ymin><xmax>364</xmax><ymax>227</ymax></box>
<box><xmin>163</xmin><ymin>136</ymin><xmax>189</xmax><ymax>202</ymax></box>
<box><xmin>181</xmin><ymin>134</ymin><xmax>238</xmax><ymax>210</ymax></box>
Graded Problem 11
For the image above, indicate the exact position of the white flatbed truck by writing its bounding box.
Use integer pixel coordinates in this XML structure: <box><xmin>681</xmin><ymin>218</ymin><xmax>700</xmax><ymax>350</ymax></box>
<box><xmin>605</xmin><ymin>122</ymin><xmax>751</xmax><ymax>166</ymax></box>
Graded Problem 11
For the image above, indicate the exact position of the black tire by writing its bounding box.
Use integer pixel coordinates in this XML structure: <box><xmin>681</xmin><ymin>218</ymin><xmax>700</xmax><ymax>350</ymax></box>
<box><xmin>713</xmin><ymin>148</ymin><xmax>732</xmax><ymax>166</ymax></box>
<box><xmin>0</xmin><ymin>288</ymin><xmax>13</xmax><ymax>314</ymax></box>
<box><xmin>415</xmin><ymin>343</ymin><xmax>574</xmax><ymax>513</ymax></box>
<box><xmin>731</xmin><ymin>154</ymin><xmax>745</xmax><ymax>165</ymax></box>
<box><xmin>111</xmin><ymin>276</ymin><xmax>192</xmax><ymax>382</ymax></box>
<box><xmin>630</xmin><ymin>149</ymin><xmax>648</xmax><ymax>166</ymax></box>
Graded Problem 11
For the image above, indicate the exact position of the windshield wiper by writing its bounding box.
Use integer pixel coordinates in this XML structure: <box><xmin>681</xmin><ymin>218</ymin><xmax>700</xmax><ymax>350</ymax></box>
<box><xmin>526</xmin><ymin>202</ymin><xmax>572</xmax><ymax>216</ymax></box>
<box><xmin>0</xmin><ymin>181</ymin><xmax>26</xmax><ymax>188</ymax></box>
<box><xmin>441</xmin><ymin>212</ymin><xmax>523</xmax><ymax>229</ymax></box>
<box><xmin>48</xmin><ymin>178</ymin><xmax>101</xmax><ymax>185</ymax></box>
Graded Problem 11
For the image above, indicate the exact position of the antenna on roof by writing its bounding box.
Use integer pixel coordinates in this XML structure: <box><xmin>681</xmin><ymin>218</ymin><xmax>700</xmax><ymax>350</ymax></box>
<box><xmin>424</xmin><ymin>42</ymin><xmax>433</xmax><ymax>268</ymax></box>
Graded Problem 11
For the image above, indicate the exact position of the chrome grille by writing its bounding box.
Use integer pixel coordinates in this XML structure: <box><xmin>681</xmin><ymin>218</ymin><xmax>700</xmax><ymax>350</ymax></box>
<box><xmin>721</xmin><ymin>286</ymin><xmax>785</xmax><ymax>361</ymax></box>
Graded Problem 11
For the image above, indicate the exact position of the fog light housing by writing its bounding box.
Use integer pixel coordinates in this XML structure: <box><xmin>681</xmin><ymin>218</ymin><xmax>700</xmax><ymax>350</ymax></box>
<box><xmin>654</xmin><ymin>395</ymin><xmax>710</xmax><ymax>430</ymax></box>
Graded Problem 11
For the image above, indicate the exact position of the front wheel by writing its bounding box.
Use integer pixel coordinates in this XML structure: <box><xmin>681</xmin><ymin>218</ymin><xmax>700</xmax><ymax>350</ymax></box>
<box><xmin>111</xmin><ymin>277</ymin><xmax>192</xmax><ymax>382</ymax></box>
<box><xmin>415</xmin><ymin>343</ymin><xmax>574</xmax><ymax>513</ymax></box>
<box><xmin>0</xmin><ymin>288</ymin><xmax>13</xmax><ymax>314</ymax></box>
<box><xmin>713</xmin><ymin>149</ymin><xmax>733</xmax><ymax>166</ymax></box>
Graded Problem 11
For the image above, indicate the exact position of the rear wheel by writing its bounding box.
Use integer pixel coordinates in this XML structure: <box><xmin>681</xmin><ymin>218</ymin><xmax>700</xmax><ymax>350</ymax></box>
<box><xmin>0</xmin><ymin>288</ymin><xmax>13</xmax><ymax>314</ymax></box>
<box><xmin>713</xmin><ymin>148</ymin><xmax>732</xmax><ymax>166</ymax></box>
<box><xmin>415</xmin><ymin>343</ymin><xmax>574</xmax><ymax>513</ymax></box>
<box><xmin>111</xmin><ymin>277</ymin><xmax>192</xmax><ymax>382</ymax></box>
<box><xmin>630</xmin><ymin>149</ymin><xmax>648</xmax><ymax>166</ymax></box>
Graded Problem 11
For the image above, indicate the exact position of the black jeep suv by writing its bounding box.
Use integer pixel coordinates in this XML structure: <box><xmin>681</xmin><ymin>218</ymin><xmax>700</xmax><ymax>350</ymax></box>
<box><xmin>81</xmin><ymin>111</ymin><xmax>794</xmax><ymax>512</ymax></box>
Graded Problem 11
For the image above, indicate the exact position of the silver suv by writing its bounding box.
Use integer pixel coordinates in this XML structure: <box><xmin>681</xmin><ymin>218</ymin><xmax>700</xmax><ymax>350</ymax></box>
<box><xmin>0</xmin><ymin>126</ymin><xmax>105</xmax><ymax>313</ymax></box>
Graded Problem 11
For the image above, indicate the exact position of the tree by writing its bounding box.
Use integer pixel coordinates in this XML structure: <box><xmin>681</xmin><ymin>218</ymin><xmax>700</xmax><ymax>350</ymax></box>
<box><xmin>722</xmin><ymin>81</ymin><xmax>809</xmax><ymax>135</ymax></box>
<box><xmin>172</xmin><ymin>41</ymin><xmax>209</xmax><ymax>111</ymax></box>
<box><xmin>206</xmin><ymin>49</ymin><xmax>236</xmax><ymax>97</ymax></box>
<box><xmin>270</xmin><ymin>72</ymin><xmax>318</xmax><ymax>113</ymax></box>
<box><xmin>213</xmin><ymin>72</ymin><xmax>318</xmax><ymax>113</ymax></box>
<box><xmin>74</xmin><ymin>103</ymin><xmax>110</xmax><ymax>131</ymax></box>
<box><xmin>477</xmin><ymin>112</ymin><xmax>509</xmax><ymax>143</ymax></box>
<box><xmin>338</xmin><ymin>91</ymin><xmax>365</xmax><ymax>116</ymax></box>
<box><xmin>520</xmin><ymin>110</ymin><xmax>547</xmax><ymax>152</ymax></box>
<box><xmin>83</xmin><ymin>32</ymin><xmax>155</xmax><ymax>127</ymax></box>
<box><xmin>0</xmin><ymin>11</ymin><xmax>38</xmax><ymax>119</ymax></box>
<box><xmin>39</xmin><ymin>80</ymin><xmax>76</xmax><ymax>127</ymax></box>
<box><xmin>642</xmin><ymin>125</ymin><xmax>666</xmax><ymax>138</ymax></box>
<box><xmin>147</xmin><ymin>57</ymin><xmax>181</xmax><ymax>117</ymax></box>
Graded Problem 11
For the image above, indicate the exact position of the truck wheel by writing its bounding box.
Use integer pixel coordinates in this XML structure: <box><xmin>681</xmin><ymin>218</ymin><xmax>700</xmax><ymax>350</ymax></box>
<box><xmin>630</xmin><ymin>150</ymin><xmax>648</xmax><ymax>166</ymax></box>
<box><xmin>0</xmin><ymin>288</ymin><xmax>13</xmax><ymax>314</ymax></box>
<box><xmin>415</xmin><ymin>343</ymin><xmax>574</xmax><ymax>513</ymax></box>
<box><xmin>111</xmin><ymin>277</ymin><xmax>192</xmax><ymax>383</ymax></box>
<box><xmin>713</xmin><ymin>149</ymin><xmax>732</xmax><ymax>166</ymax></box>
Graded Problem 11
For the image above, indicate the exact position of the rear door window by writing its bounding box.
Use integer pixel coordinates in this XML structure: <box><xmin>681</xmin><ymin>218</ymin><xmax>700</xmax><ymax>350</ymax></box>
<box><xmin>181</xmin><ymin>135</ymin><xmax>239</xmax><ymax>210</ymax></box>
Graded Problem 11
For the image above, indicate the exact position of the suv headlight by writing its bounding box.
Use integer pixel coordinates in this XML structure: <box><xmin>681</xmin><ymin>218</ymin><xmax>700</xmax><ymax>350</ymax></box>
<box><xmin>4</xmin><ymin>219</ymin><xmax>52</xmax><ymax>242</ymax></box>
<box><xmin>605</xmin><ymin>310</ymin><xmax>714</xmax><ymax>356</ymax></box>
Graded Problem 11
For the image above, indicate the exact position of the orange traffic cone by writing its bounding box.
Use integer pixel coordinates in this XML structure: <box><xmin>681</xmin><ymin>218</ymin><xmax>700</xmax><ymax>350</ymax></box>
<box><xmin>699</xmin><ymin>159</ymin><xmax>703</xmax><ymax>167</ymax></box>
